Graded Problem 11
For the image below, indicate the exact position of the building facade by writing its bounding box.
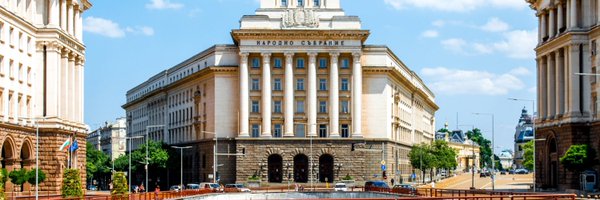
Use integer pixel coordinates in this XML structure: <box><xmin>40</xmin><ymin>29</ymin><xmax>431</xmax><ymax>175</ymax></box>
<box><xmin>123</xmin><ymin>0</ymin><xmax>437</xmax><ymax>187</ymax></box>
<box><xmin>513</xmin><ymin>107</ymin><xmax>533</xmax><ymax>169</ymax></box>
<box><xmin>498</xmin><ymin>150</ymin><xmax>514</xmax><ymax>170</ymax></box>
<box><xmin>0</xmin><ymin>0</ymin><xmax>90</xmax><ymax>194</ymax></box>
<box><xmin>86</xmin><ymin>118</ymin><xmax>127</xmax><ymax>160</ymax></box>
<box><xmin>435</xmin><ymin>124</ymin><xmax>480</xmax><ymax>173</ymax></box>
<box><xmin>527</xmin><ymin>0</ymin><xmax>600</xmax><ymax>190</ymax></box>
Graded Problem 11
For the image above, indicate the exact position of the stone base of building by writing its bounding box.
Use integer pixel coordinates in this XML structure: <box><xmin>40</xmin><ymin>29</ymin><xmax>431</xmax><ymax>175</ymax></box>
<box><xmin>536</xmin><ymin>121</ymin><xmax>600</xmax><ymax>191</ymax></box>
<box><xmin>0</xmin><ymin>122</ymin><xmax>86</xmax><ymax>195</ymax></box>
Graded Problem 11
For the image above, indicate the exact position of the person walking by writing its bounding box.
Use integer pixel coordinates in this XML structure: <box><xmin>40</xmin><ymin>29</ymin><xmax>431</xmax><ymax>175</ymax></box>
<box><xmin>391</xmin><ymin>178</ymin><xmax>395</xmax><ymax>186</ymax></box>
<box><xmin>154</xmin><ymin>186</ymin><xmax>161</xmax><ymax>200</ymax></box>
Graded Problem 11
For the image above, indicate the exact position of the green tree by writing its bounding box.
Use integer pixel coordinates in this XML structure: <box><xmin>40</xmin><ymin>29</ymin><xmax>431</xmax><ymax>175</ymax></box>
<box><xmin>0</xmin><ymin>168</ymin><xmax>5</xmax><ymax>200</ymax></box>
<box><xmin>431</xmin><ymin>140</ymin><xmax>458</xmax><ymax>170</ymax></box>
<box><xmin>522</xmin><ymin>140</ymin><xmax>534</xmax><ymax>170</ymax></box>
<box><xmin>8</xmin><ymin>168</ymin><xmax>30</xmax><ymax>190</ymax></box>
<box><xmin>131</xmin><ymin>140</ymin><xmax>169</xmax><ymax>170</ymax></box>
<box><xmin>26</xmin><ymin>168</ymin><xmax>47</xmax><ymax>187</ymax></box>
<box><xmin>61</xmin><ymin>169</ymin><xmax>83</xmax><ymax>198</ymax></box>
<box><xmin>466</xmin><ymin>128</ymin><xmax>493</xmax><ymax>168</ymax></box>
<box><xmin>409</xmin><ymin>143</ymin><xmax>435</xmax><ymax>183</ymax></box>
<box><xmin>0</xmin><ymin>169</ymin><xmax>7</xmax><ymax>186</ymax></box>
<box><xmin>86</xmin><ymin>143</ymin><xmax>111</xmax><ymax>185</ymax></box>
<box><xmin>560</xmin><ymin>144</ymin><xmax>597</xmax><ymax>172</ymax></box>
<box><xmin>111</xmin><ymin>172</ymin><xmax>128</xmax><ymax>195</ymax></box>
<box><xmin>113</xmin><ymin>154</ymin><xmax>131</xmax><ymax>172</ymax></box>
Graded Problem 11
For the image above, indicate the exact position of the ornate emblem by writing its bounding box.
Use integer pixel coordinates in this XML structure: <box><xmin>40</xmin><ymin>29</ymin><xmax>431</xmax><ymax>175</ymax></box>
<box><xmin>282</xmin><ymin>8</ymin><xmax>319</xmax><ymax>28</ymax></box>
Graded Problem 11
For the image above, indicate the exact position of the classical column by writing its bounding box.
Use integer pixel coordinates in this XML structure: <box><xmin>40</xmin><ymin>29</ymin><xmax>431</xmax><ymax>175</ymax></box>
<box><xmin>538</xmin><ymin>57</ymin><xmax>546</xmax><ymax>120</ymax></box>
<box><xmin>284</xmin><ymin>52</ymin><xmax>295</xmax><ymax>137</ymax></box>
<box><xmin>352</xmin><ymin>52</ymin><xmax>363</xmax><ymax>138</ymax></box>
<box><xmin>570</xmin><ymin>0</ymin><xmax>578</xmax><ymax>28</ymax></box>
<box><xmin>549</xmin><ymin>9</ymin><xmax>556</xmax><ymax>38</ymax></box>
<box><xmin>547</xmin><ymin>53</ymin><xmax>556</xmax><ymax>119</ymax></box>
<box><xmin>239</xmin><ymin>52</ymin><xmax>250</xmax><ymax>137</ymax></box>
<box><xmin>541</xmin><ymin>13</ymin><xmax>547</xmax><ymax>40</ymax></box>
<box><xmin>538</xmin><ymin>15</ymin><xmax>543</xmax><ymax>43</ymax></box>
<box><xmin>60</xmin><ymin>0</ymin><xmax>67</xmax><ymax>30</ymax></box>
<box><xmin>261</xmin><ymin>53</ymin><xmax>272</xmax><ymax>137</ymax></box>
<box><xmin>75</xmin><ymin>58</ymin><xmax>82</xmax><ymax>122</ymax></box>
<box><xmin>307</xmin><ymin>52</ymin><xmax>318</xmax><ymax>137</ymax></box>
<box><xmin>582</xmin><ymin>43</ymin><xmax>592</xmax><ymax>116</ymax></box>
<box><xmin>329</xmin><ymin>52</ymin><xmax>340</xmax><ymax>137</ymax></box>
<box><xmin>44</xmin><ymin>43</ymin><xmax>61</xmax><ymax>117</ymax></box>
<box><xmin>540</xmin><ymin>57</ymin><xmax>548</xmax><ymax>120</ymax></box>
<box><xmin>566</xmin><ymin>0</ymin><xmax>571</xmax><ymax>28</ymax></box>
<box><xmin>597</xmin><ymin>0</ymin><xmax>600</xmax><ymax>24</ymax></box>
<box><xmin>60</xmin><ymin>49</ymin><xmax>69</xmax><ymax>119</ymax></box>
<box><xmin>558</xmin><ymin>3</ymin><xmax>564</xmax><ymax>32</ymax></box>
<box><xmin>556</xmin><ymin>50</ymin><xmax>565</xmax><ymax>118</ymax></box>
<box><xmin>74</xmin><ymin>7</ymin><xmax>81</xmax><ymax>40</ymax></box>
<box><xmin>79</xmin><ymin>59</ymin><xmax>85</xmax><ymax>122</ymax></box>
<box><xmin>564</xmin><ymin>46</ymin><xmax>570</xmax><ymax>115</ymax></box>
<box><xmin>568</xmin><ymin>44</ymin><xmax>581</xmax><ymax>116</ymax></box>
<box><xmin>67</xmin><ymin>1</ymin><xmax>74</xmax><ymax>35</ymax></box>
<box><xmin>68</xmin><ymin>53</ymin><xmax>76</xmax><ymax>121</ymax></box>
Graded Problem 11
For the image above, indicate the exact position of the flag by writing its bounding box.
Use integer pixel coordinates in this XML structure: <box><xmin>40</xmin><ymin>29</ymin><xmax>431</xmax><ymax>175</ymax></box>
<box><xmin>59</xmin><ymin>137</ymin><xmax>71</xmax><ymax>151</ymax></box>
<box><xmin>70</xmin><ymin>139</ymin><xmax>79</xmax><ymax>152</ymax></box>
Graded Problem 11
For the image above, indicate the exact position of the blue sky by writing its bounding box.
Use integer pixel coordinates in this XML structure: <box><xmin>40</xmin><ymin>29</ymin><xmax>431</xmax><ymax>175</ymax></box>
<box><xmin>83</xmin><ymin>0</ymin><xmax>538</xmax><ymax>152</ymax></box>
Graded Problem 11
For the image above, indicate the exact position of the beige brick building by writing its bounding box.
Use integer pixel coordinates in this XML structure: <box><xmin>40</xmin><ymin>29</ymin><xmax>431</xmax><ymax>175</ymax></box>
<box><xmin>0</xmin><ymin>0</ymin><xmax>91</xmax><ymax>195</ymax></box>
<box><xmin>124</xmin><ymin>0</ymin><xmax>437</xmax><ymax>186</ymax></box>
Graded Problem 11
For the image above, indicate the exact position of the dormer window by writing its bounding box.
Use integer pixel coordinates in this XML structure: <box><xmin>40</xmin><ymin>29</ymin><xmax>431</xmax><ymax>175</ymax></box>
<box><xmin>281</xmin><ymin>0</ymin><xmax>287</xmax><ymax>7</ymax></box>
<box><xmin>313</xmin><ymin>0</ymin><xmax>320</xmax><ymax>6</ymax></box>
<box><xmin>297</xmin><ymin>0</ymin><xmax>304</xmax><ymax>7</ymax></box>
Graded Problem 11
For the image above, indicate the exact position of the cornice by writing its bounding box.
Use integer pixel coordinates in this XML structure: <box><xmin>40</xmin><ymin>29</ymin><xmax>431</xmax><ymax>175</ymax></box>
<box><xmin>535</xmin><ymin>30</ymin><xmax>589</xmax><ymax>56</ymax></box>
<box><xmin>231</xmin><ymin>29</ymin><xmax>371</xmax><ymax>45</ymax></box>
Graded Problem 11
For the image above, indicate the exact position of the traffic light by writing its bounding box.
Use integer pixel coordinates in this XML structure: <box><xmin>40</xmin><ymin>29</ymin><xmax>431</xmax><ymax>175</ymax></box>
<box><xmin>351</xmin><ymin>143</ymin><xmax>355</xmax><ymax>151</ymax></box>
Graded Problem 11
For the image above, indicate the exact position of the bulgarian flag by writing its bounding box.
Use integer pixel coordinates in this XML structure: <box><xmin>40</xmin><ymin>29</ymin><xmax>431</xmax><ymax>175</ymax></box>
<box><xmin>59</xmin><ymin>137</ymin><xmax>71</xmax><ymax>151</ymax></box>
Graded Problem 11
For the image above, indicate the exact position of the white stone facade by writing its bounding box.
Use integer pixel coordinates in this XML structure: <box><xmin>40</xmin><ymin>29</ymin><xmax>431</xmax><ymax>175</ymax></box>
<box><xmin>86</xmin><ymin>117</ymin><xmax>127</xmax><ymax>161</ymax></box>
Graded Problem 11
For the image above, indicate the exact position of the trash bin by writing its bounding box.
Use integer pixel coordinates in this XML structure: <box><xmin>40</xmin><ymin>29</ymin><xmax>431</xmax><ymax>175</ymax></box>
<box><xmin>580</xmin><ymin>170</ymin><xmax>597</xmax><ymax>192</ymax></box>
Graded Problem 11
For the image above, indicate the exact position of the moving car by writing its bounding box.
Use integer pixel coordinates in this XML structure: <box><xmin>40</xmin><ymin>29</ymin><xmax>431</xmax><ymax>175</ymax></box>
<box><xmin>392</xmin><ymin>184</ymin><xmax>416</xmax><ymax>195</ymax></box>
<box><xmin>200</xmin><ymin>182</ymin><xmax>222</xmax><ymax>192</ymax></box>
<box><xmin>224</xmin><ymin>184</ymin><xmax>251</xmax><ymax>192</ymax></box>
<box><xmin>479</xmin><ymin>172</ymin><xmax>491</xmax><ymax>177</ymax></box>
<box><xmin>334</xmin><ymin>183</ymin><xmax>348</xmax><ymax>192</ymax></box>
<box><xmin>364</xmin><ymin>181</ymin><xmax>390</xmax><ymax>192</ymax></box>
<box><xmin>170</xmin><ymin>185</ymin><xmax>182</xmax><ymax>192</ymax></box>
<box><xmin>515</xmin><ymin>169</ymin><xmax>529</xmax><ymax>174</ymax></box>
<box><xmin>186</xmin><ymin>184</ymin><xmax>200</xmax><ymax>190</ymax></box>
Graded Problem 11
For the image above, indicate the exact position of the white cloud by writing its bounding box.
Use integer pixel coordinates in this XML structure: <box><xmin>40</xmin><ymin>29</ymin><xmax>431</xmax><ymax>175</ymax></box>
<box><xmin>472</xmin><ymin>43</ymin><xmax>493</xmax><ymax>54</ymax></box>
<box><xmin>420</xmin><ymin>67</ymin><xmax>526</xmax><ymax>95</ymax></box>
<box><xmin>146</xmin><ymin>0</ymin><xmax>183</xmax><ymax>10</ymax></box>
<box><xmin>421</xmin><ymin>30</ymin><xmax>439</xmax><ymax>38</ymax></box>
<box><xmin>481</xmin><ymin>18</ymin><xmax>510</xmax><ymax>32</ymax></box>
<box><xmin>492</xmin><ymin>29</ymin><xmax>537</xmax><ymax>59</ymax></box>
<box><xmin>384</xmin><ymin>0</ymin><xmax>527</xmax><ymax>12</ymax></box>
<box><xmin>508</xmin><ymin>67</ymin><xmax>531</xmax><ymax>76</ymax></box>
<box><xmin>83</xmin><ymin>16</ymin><xmax>155</xmax><ymax>38</ymax></box>
<box><xmin>83</xmin><ymin>17</ymin><xmax>125</xmax><ymax>38</ymax></box>
<box><xmin>441</xmin><ymin>38</ymin><xmax>467</xmax><ymax>53</ymax></box>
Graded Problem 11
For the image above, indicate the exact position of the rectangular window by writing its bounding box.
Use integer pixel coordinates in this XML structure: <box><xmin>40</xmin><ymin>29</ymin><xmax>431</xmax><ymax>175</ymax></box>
<box><xmin>314</xmin><ymin>0</ymin><xmax>320</xmax><ymax>6</ymax></box>
<box><xmin>295</xmin><ymin>124</ymin><xmax>305</xmax><ymax>137</ymax></box>
<box><xmin>296</xmin><ymin>79</ymin><xmax>305</xmax><ymax>90</ymax></box>
<box><xmin>296</xmin><ymin>58</ymin><xmax>305</xmax><ymax>69</ymax></box>
<box><xmin>274</xmin><ymin>58</ymin><xmax>282</xmax><ymax>68</ymax></box>
<box><xmin>341</xmin><ymin>58</ymin><xmax>350</xmax><ymax>69</ymax></box>
<box><xmin>319</xmin><ymin>101</ymin><xmax>327</xmax><ymax>113</ymax></box>
<box><xmin>274</xmin><ymin>78</ymin><xmax>282</xmax><ymax>91</ymax></box>
<box><xmin>319</xmin><ymin>125</ymin><xmax>327</xmax><ymax>138</ymax></box>
<box><xmin>319</xmin><ymin>58</ymin><xmax>327</xmax><ymax>69</ymax></box>
<box><xmin>252</xmin><ymin>79</ymin><xmax>260</xmax><ymax>91</ymax></box>
<box><xmin>0</xmin><ymin>22</ymin><xmax>3</xmax><ymax>42</ymax></box>
<box><xmin>8</xmin><ymin>27</ymin><xmax>14</xmax><ymax>47</ymax></box>
<box><xmin>341</xmin><ymin>101</ymin><xmax>349</xmax><ymax>113</ymax></box>
<box><xmin>0</xmin><ymin>55</ymin><xmax>3</xmax><ymax>76</ymax></box>
<box><xmin>18</xmin><ymin>32</ymin><xmax>22</xmax><ymax>51</ymax></box>
<box><xmin>319</xmin><ymin>79</ymin><xmax>327</xmax><ymax>91</ymax></box>
<box><xmin>252</xmin><ymin>58</ymin><xmax>260</xmax><ymax>69</ymax></box>
<box><xmin>296</xmin><ymin>100</ymin><xmax>305</xmax><ymax>113</ymax></box>
<box><xmin>341</xmin><ymin>124</ymin><xmax>349</xmax><ymax>138</ymax></box>
<box><xmin>26</xmin><ymin>67</ymin><xmax>30</xmax><ymax>85</ymax></box>
<box><xmin>297</xmin><ymin>0</ymin><xmax>304</xmax><ymax>6</ymax></box>
<box><xmin>17</xmin><ymin>64</ymin><xmax>22</xmax><ymax>82</ymax></box>
<box><xmin>26</xmin><ymin>37</ymin><xmax>31</xmax><ymax>54</ymax></box>
<box><xmin>281</xmin><ymin>0</ymin><xmax>288</xmax><ymax>6</ymax></box>
<box><xmin>341</xmin><ymin>78</ymin><xmax>349</xmax><ymax>91</ymax></box>
<box><xmin>251</xmin><ymin>101</ymin><xmax>260</xmax><ymax>113</ymax></box>
<box><xmin>8</xmin><ymin>59</ymin><xmax>14</xmax><ymax>79</ymax></box>
<box><xmin>252</xmin><ymin>124</ymin><xmax>260</xmax><ymax>138</ymax></box>
<box><xmin>274</xmin><ymin>124</ymin><xmax>282</xmax><ymax>137</ymax></box>
<box><xmin>274</xmin><ymin>101</ymin><xmax>282</xmax><ymax>113</ymax></box>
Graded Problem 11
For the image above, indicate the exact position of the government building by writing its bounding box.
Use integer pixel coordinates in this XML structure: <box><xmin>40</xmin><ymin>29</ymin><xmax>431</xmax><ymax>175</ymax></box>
<box><xmin>0</xmin><ymin>0</ymin><xmax>91</xmax><ymax>195</ymax></box>
<box><xmin>528</xmin><ymin>0</ymin><xmax>600</xmax><ymax>191</ymax></box>
<box><xmin>124</xmin><ymin>0</ymin><xmax>437</xmax><ymax>187</ymax></box>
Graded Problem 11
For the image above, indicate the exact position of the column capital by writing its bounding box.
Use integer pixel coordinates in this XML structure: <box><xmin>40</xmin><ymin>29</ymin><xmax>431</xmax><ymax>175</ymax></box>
<box><xmin>307</xmin><ymin>52</ymin><xmax>318</xmax><ymax>57</ymax></box>
<box><xmin>239</xmin><ymin>52</ymin><xmax>250</xmax><ymax>58</ymax></box>
<box><xmin>352</xmin><ymin>52</ymin><xmax>362</xmax><ymax>59</ymax></box>
<box><xmin>284</xmin><ymin>52</ymin><xmax>295</xmax><ymax>58</ymax></box>
<box><xmin>329</xmin><ymin>52</ymin><xmax>340</xmax><ymax>57</ymax></box>
<box><xmin>261</xmin><ymin>52</ymin><xmax>272</xmax><ymax>58</ymax></box>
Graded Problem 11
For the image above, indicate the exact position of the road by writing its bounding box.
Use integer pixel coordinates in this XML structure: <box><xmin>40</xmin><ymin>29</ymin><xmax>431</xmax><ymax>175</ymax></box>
<box><xmin>423</xmin><ymin>173</ymin><xmax>533</xmax><ymax>190</ymax></box>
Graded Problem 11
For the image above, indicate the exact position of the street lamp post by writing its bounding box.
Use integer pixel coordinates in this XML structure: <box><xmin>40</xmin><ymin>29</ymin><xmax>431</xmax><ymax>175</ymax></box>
<box><xmin>473</xmin><ymin>112</ymin><xmax>495</xmax><ymax>191</ymax></box>
<box><xmin>508</xmin><ymin>98</ymin><xmax>536</xmax><ymax>192</ymax></box>
<box><xmin>172</xmin><ymin>146</ymin><xmax>192</xmax><ymax>191</ymax></box>
<box><xmin>19</xmin><ymin>117</ymin><xmax>45</xmax><ymax>200</ymax></box>
<box><xmin>459</xmin><ymin>124</ymin><xmax>476</xmax><ymax>190</ymax></box>
<box><xmin>297</xmin><ymin>122</ymin><xmax>326</xmax><ymax>191</ymax></box>
<box><xmin>123</xmin><ymin>136</ymin><xmax>143</xmax><ymax>192</ymax></box>
<box><xmin>202</xmin><ymin>131</ymin><xmax>218</xmax><ymax>183</ymax></box>
<box><xmin>145</xmin><ymin>125</ymin><xmax>165</xmax><ymax>190</ymax></box>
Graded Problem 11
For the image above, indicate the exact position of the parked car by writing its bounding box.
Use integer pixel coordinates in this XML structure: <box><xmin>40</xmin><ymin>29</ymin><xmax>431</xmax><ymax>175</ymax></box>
<box><xmin>334</xmin><ymin>183</ymin><xmax>348</xmax><ymax>192</ymax></box>
<box><xmin>508</xmin><ymin>170</ymin><xmax>515</xmax><ymax>174</ymax></box>
<box><xmin>500</xmin><ymin>170</ymin><xmax>507</xmax><ymax>175</ymax></box>
<box><xmin>479</xmin><ymin>172</ymin><xmax>491</xmax><ymax>177</ymax></box>
<box><xmin>364</xmin><ymin>181</ymin><xmax>390</xmax><ymax>192</ymax></box>
<box><xmin>224</xmin><ymin>184</ymin><xmax>251</xmax><ymax>192</ymax></box>
<box><xmin>170</xmin><ymin>185</ymin><xmax>182</xmax><ymax>192</ymax></box>
<box><xmin>515</xmin><ymin>169</ymin><xmax>529</xmax><ymax>174</ymax></box>
<box><xmin>200</xmin><ymin>182</ymin><xmax>222</xmax><ymax>192</ymax></box>
<box><xmin>392</xmin><ymin>184</ymin><xmax>416</xmax><ymax>195</ymax></box>
<box><xmin>186</xmin><ymin>184</ymin><xmax>200</xmax><ymax>190</ymax></box>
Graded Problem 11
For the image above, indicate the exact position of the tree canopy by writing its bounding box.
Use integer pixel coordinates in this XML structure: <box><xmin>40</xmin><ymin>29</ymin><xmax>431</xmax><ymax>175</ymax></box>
<box><xmin>560</xmin><ymin>144</ymin><xmax>597</xmax><ymax>172</ymax></box>
<box><xmin>522</xmin><ymin>140</ymin><xmax>534</xmax><ymax>170</ymax></box>
<box><xmin>86</xmin><ymin>143</ymin><xmax>111</xmax><ymax>182</ymax></box>
<box><xmin>466</xmin><ymin>128</ymin><xmax>496</xmax><ymax>169</ymax></box>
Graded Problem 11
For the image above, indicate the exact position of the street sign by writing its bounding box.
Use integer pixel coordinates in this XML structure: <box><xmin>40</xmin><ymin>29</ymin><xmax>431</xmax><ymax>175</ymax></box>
<box><xmin>381</xmin><ymin>165</ymin><xmax>386</xmax><ymax>171</ymax></box>
<box><xmin>380</xmin><ymin>160</ymin><xmax>386</xmax><ymax>165</ymax></box>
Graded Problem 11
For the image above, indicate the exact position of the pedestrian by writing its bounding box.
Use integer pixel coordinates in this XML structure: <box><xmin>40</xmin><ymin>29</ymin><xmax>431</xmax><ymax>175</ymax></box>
<box><xmin>139</xmin><ymin>183</ymin><xmax>145</xmax><ymax>193</ymax></box>
<box><xmin>391</xmin><ymin>178</ymin><xmax>395</xmax><ymax>186</ymax></box>
<box><xmin>155</xmin><ymin>186</ymin><xmax>160</xmax><ymax>200</ymax></box>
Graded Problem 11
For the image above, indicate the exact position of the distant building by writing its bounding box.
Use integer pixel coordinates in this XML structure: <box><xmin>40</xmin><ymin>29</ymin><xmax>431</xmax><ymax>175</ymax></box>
<box><xmin>498</xmin><ymin>150</ymin><xmax>514</xmax><ymax>170</ymax></box>
<box><xmin>513</xmin><ymin>107</ymin><xmax>533</xmax><ymax>169</ymax></box>
<box><xmin>86</xmin><ymin>118</ymin><xmax>127</xmax><ymax>160</ymax></box>
<box><xmin>435</xmin><ymin>123</ymin><xmax>480</xmax><ymax>172</ymax></box>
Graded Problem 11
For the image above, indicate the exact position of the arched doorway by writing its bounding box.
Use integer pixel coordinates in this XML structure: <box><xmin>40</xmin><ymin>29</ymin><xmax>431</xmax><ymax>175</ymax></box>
<box><xmin>547</xmin><ymin>137</ymin><xmax>558</xmax><ymax>188</ymax></box>
<box><xmin>268</xmin><ymin>154</ymin><xmax>283</xmax><ymax>183</ymax></box>
<box><xmin>21</xmin><ymin>140</ymin><xmax>33</xmax><ymax>168</ymax></box>
<box><xmin>319</xmin><ymin>154</ymin><xmax>334</xmax><ymax>183</ymax></box>
<box><xmin>1</xmin><ymin>138</ymin><xmax>15</xmax><ymax>169</ymax></box>
<box><xmin>294</xmin><ymin>154</ymin><xmax>308</xmax><ymax>183</ymax></box>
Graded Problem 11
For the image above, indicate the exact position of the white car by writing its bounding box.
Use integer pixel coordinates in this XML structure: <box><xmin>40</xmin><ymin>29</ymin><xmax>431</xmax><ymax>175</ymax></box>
<box><xmin>334</xmin><ymin>183</ymin><xmax>348</xmax><ymax>192</ymax></box>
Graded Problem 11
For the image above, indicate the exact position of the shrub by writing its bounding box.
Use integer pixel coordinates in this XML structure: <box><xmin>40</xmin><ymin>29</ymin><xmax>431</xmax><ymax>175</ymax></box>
<box><xmin>8</xmin><ymin>168</ymin><xmax>29</xmax><ymax>189</ymax></box>
<box><xmin>247</xmin><ymin>175</ymin><xmax>260</xmax><ymax>181</ymax></box>
<box><xmin>560</xmin><ymin>144</ymin><xmax>597</xmax><ymax>172</ymax></box>
<box><xmin>342</xmin><ymin>174</ymin><xmax>354</xmax><ymax>181</ymax></box>
<box><xmin>111</xmin><ymin>172</ymin><xmax>128</xmax><ymax>195</ymax></box>
<box><xmin>26</xmin><ymin>168</ymin><xmax>47</xmax><ymax>187</ymax></box>
<box><xmin>61</xmin><ymin>169</ymin><xmax>83</xmax><ymax>198</ymax></box>
<box><xmin>0</xmin><ymin>169</ymin><xmax>5</xmax><ymax>200</ymax></box>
